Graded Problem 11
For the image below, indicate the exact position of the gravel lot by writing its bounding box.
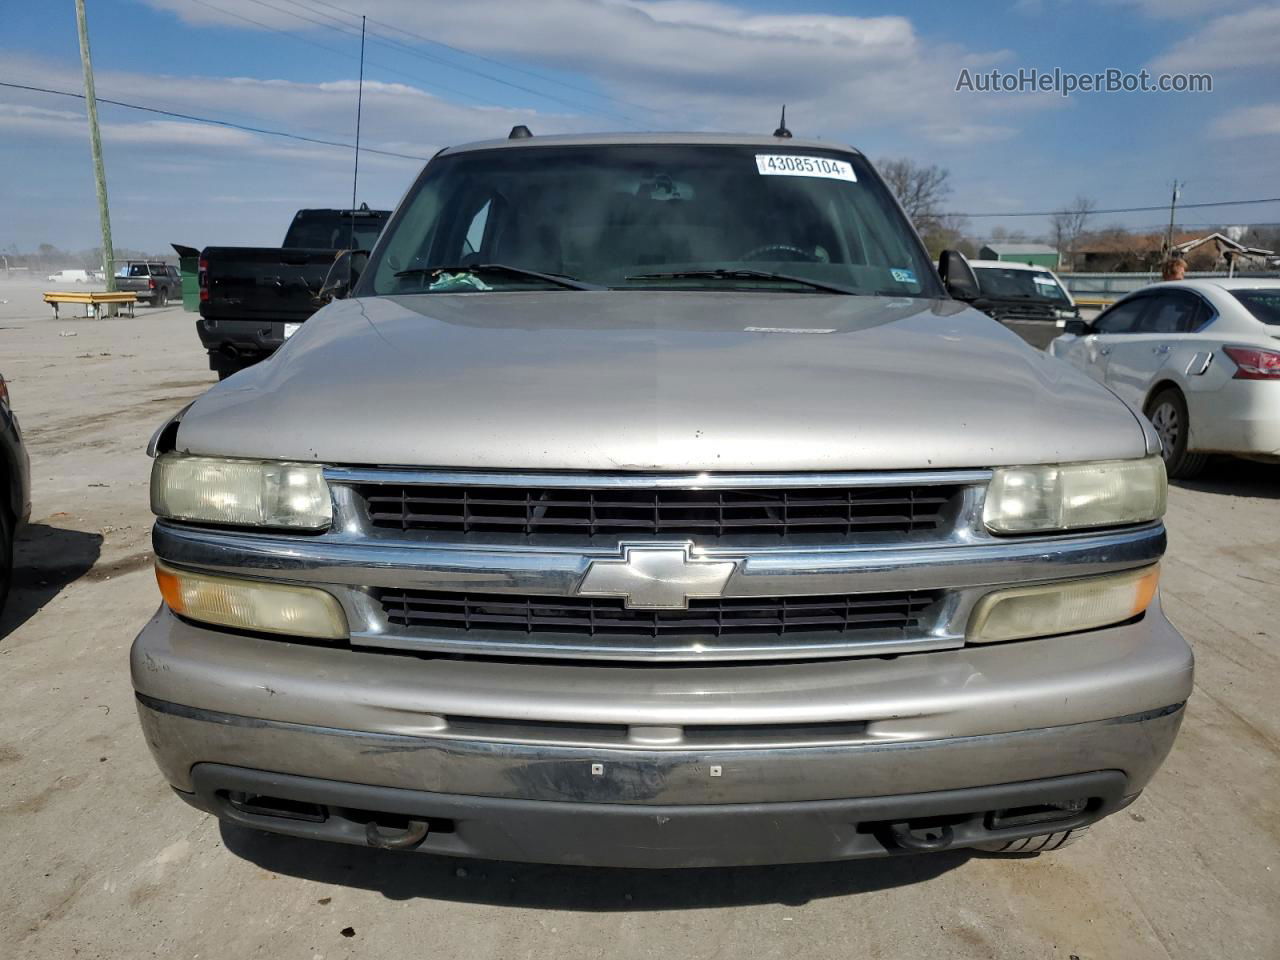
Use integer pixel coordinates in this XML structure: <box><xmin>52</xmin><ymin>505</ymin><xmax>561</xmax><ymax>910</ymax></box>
<box><xmin>1</xmin><ymin>275</ymin><xmax>1277</xmax><ymax>959</ymax></box>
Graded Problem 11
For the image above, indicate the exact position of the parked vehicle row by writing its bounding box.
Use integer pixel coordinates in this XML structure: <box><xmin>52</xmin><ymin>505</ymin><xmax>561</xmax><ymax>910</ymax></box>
<box><xmin>133</xmin><ymin>131</ymin><xmax>1192</xmax><ymax>869</ymax></box>
<box><xmin>1050</xmin><ymin>279</ymin><xmax>1280</xmax><ymax>477</ymax></box>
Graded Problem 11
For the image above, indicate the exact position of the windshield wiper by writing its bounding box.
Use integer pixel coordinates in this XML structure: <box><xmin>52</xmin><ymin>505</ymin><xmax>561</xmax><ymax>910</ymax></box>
<box><xmin>394</xmin><ymin>263</ymin><xmax>601</xmax><ymax>291</ymax></box>
<box><xmin>624</xmin><ymin>269</ymin><xmax>854</xmax><ymax>295</ymax></box>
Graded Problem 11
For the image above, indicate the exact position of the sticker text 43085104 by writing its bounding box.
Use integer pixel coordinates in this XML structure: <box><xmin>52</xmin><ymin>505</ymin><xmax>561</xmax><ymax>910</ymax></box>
<box><xmin>755</xmin><ymin>155</ymin><xmax>857</xmax><ymax>182</ymax></box>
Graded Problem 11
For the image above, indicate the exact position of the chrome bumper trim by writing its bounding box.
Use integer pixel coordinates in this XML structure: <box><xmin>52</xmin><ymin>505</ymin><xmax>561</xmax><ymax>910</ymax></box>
<box><xmin>322</xmin><ymin>466</ymin><xmax>994</xmax><ymax>489</ymax></box>
<box><xmin>153</xmin><ymin>520</ymin><xmax>1165</xmax><ymax>596</ymax></box>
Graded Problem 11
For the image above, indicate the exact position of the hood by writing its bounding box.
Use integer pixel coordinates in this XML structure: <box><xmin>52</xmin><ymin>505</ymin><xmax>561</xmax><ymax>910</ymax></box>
<box><xmin>176</xmin><ymin>291</ymin><xmax>1148</xmax><ymax>471</ymax></box>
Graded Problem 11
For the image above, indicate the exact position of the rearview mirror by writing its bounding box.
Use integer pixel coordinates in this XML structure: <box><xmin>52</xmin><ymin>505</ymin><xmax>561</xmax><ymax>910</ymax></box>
<box><xmin>937</xmin><ymin>249</ymin><xmax>981</xmax><ymax>302</ymax></box>
<box><xmin>1063</xmin><ymin>318</ymin><xmax>1089</xmax><ymax>336</ymax></box>
<box><xmin>318</xmin><ymin>249</ymin><xmax>369</xmax><ymax>303</ymax></box>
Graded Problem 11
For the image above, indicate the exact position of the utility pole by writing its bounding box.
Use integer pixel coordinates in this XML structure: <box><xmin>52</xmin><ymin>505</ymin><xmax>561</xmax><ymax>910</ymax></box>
<box><xmin>1163</xmin><ymin>180</ymin><xmax>1181</xmax><ymax>264</ymax></box>
<box><xmin>74</xmin><ymin>0</ymin><xmax>116</xmax><ymax>292</ymax></box>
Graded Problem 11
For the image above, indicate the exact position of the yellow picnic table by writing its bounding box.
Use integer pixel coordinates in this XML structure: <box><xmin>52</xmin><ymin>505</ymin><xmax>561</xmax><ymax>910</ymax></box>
<box><xmin>43</xmin><ymin>290</ymin><xmax>137</xmax><ymax>320</ymax></box>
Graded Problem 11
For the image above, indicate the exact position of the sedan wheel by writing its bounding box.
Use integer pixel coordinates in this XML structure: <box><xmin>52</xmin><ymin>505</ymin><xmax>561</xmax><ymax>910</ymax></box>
<box><xmin>1146</xmin><ymin>388</ymin><xmax>1208</xmax><ymax>479</ymax></box>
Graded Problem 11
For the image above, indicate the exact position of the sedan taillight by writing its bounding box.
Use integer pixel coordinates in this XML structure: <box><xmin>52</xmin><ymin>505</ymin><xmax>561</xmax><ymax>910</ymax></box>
<box><xmin>1223</xmin><ymin>346</ymin><xmax>1280</xmax><ymax>380</ymax></box>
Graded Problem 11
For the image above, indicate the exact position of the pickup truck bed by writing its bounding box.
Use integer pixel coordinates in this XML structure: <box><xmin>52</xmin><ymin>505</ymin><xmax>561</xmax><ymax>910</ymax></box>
<box><xmin>197</xmin><ymin>207</ymin><xmax>389</xmax><ymax>378</ymax></box>
<box><xmin>197</xmin><ymin>246</ymin><xmax>339</xmax><ymax>376</ymax></box>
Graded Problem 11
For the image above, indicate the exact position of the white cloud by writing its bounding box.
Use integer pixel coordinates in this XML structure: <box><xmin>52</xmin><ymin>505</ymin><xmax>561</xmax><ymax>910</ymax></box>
<box><xmin>1149</xmin><ymin>5</ymin><xmax>1280</xmax><ymax>72</ymax></box>
<box><xmin>135</xmin><ymin>0</ymin><xmax>1023</xmax><ymax>145</ymax></box>
<box><xmin>1211</xmin><ymin>103</ymin><xmax>1280</xmax><ymax>139</ymax></box>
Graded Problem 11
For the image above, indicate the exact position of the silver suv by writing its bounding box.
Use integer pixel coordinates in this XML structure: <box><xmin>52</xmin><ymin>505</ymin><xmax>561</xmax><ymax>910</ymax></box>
<box><xmin>132</xmin><ymin>133</ymin><xmax>1192</xmax><ymax>868</ymax></box>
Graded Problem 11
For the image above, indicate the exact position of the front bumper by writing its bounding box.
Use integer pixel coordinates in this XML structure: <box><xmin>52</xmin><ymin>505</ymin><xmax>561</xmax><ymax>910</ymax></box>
<box><xmin>132</xmin><ymin>602</ymin><xmax>1191</xmax><ymax>866</ymax></box>
<box><xmin>179</xmin><ymin>762</ymin><xmax>1138</xmax><ymax>868</ymax></box>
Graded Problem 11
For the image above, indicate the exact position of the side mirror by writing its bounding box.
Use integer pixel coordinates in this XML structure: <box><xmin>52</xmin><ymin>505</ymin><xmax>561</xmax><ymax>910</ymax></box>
<box><xmin>318</xmin><ymin>249</ymin><xmax>369</xmax><ymax>303</ymax></box>
<box><xmin>937</xmin><ymin>249</ymin><xmax>981</xmax><ymax>302</ymax></box>
<box><xmin>1063</xmin><ymin>318</ymin><xmax>1089</xmax><ymax>336</ymax></box>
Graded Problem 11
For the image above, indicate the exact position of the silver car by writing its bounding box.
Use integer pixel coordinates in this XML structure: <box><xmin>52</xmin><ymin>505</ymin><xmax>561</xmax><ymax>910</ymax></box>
<box><xmin>1050</xmin><ymin>278</ymin><xmax>1280</xmax><ymax>477</ymax></box>
<box><xmin>132</xmin><ymin>132</ymin><xmax>1192</xmax><ymax>868</ymax></box>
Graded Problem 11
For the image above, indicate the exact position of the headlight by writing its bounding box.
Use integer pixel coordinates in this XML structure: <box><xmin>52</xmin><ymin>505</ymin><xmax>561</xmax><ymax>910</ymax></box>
<box><xmin>156</xmin><ymin>563</ymin><xmax>347</xmax><ymax>639</ymax></box>
<box><xmin>151</xmin><ymin>454</ymin><xmax>331</xmax><ymax>529</ymax></box>
<box><xmin>968</xmin><ymin>566</ymin><xmax>1159</xmax><ymax>643</ymax></box>
<box><xmin>983</xmin><ymin>456</ymin><xmax>1165</xmax><ymax>534</ymax></box>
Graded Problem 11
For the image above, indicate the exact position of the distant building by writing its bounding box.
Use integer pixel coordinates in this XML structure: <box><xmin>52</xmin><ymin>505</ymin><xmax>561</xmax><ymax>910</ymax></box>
<box><xmin>977</xmin><ymin>243</ymin><xmax>1060</xmax><ymax>269</ymax></box>
<box><xmin>1073</xmin><ymin>230</ymin><xmax>1277</xmax><ymax>273</ymax></box>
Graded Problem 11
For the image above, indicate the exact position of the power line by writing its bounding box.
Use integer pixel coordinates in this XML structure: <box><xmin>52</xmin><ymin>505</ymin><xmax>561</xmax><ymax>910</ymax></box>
<box><xmin>222</xmin><ymin>0</ymin><xmax>645</xmax><ymax>127</ymax></box>
<box><xmin>298</xmin><ymin>0</ymin><xmax>660</xmax><ymax>118</ymax></box>
<box><xmin>947</xmin><ymin>197</ymin><xmax>1280</xmax><ymax>218</ymax></box>
<box><xmin>0</xmin><ymin>79</ymin><xmax>431</xmax><ymax>161</ymax></box>
<box><xmin>179</xmin><ymin>0</ymin><xmax>505</xmax><ymax>108</ymax></box>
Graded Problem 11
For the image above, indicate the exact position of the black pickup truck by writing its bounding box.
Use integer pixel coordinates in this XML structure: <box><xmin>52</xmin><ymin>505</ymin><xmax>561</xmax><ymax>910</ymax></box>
<box><xmin>197</xmin><ymin>206</ymin><xmax>390</xmax><ymax>378</ymax></box>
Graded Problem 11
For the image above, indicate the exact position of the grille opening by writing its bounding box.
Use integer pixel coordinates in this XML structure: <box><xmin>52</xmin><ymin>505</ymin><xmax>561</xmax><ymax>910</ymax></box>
<box><xmin>445</xmin><ymin>714</ymin><xmax>631</xmax><ymax>745</ymax></box>
<box><xmin>431</xmin><ymin>715</ymin><xmax>872</xmax><ymax>747</ymax></box>
<box><xmin>986</xmin><ymin>798</ymin><xmax>1091</xmax><ymax>830</ymax></box>
<box><xmin>358</xmin><ymin>483</ymin><xmax>962</xmax><ymax>541</ymax></box>
<box><xmin>224</xmin><ymin>791</ymin><xmax>327</xmax><ymax>823</ymax></box>
<box><xmin>378</xmin><ymin>589</ymin><xmax>939</xmax><ymax>639</ymax></box>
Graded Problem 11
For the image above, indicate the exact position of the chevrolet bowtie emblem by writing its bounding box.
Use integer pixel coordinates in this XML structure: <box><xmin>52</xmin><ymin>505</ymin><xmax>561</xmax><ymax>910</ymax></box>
<box><xmin>577</xmin><ymin>543</ymin><xmax>739</xmax><ymax>610</ymax></box>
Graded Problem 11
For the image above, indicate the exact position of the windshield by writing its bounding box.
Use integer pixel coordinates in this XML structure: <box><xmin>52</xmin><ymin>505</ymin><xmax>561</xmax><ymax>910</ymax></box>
<box><xmin>363</xmin><ymin>144</ymin><xmax>941</xmax><ymax>297</ymax></box>
<box><xmin>973</xmin><ymin>266</ymin><xmax>1069</xmax><ymax>303</ymax></box>
<box><xmin>284</xmin><ymin>213</ymin><xmax>388</xmax><ymax>251</ymax></box>
<box><xmin>1232</xmin><ymin>288</ymin><xmax>1280</xmax><ymax>326</ymax></box>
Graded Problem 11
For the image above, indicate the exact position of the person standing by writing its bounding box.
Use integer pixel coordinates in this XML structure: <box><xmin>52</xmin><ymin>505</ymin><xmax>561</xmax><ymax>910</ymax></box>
<box><xmin>1161</xmin><ymin>257</ymin><xmax>1187</xmax><ymax>281</ymax></box>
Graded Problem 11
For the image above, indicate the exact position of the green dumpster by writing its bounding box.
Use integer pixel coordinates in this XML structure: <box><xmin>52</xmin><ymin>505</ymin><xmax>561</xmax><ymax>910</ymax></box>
<box><xmin>171</xmin><ymin>243</ymin><xmax>200</xmax><ymax>312</ymax></box>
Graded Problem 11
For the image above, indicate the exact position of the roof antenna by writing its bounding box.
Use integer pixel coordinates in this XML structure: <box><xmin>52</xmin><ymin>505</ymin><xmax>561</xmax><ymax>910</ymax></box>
<box><xmin>509</xmin><ymin>124</ymin><xmax>533</xmax><ymax>139</ymax></box>
<box><xmin>773</xmin><ymin>105</ymin><xmax>792</xmax><ymax>139</ymax></box>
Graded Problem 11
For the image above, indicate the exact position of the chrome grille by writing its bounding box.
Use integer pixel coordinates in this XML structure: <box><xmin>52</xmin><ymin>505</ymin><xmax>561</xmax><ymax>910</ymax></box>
<box><xmin>378</xmin><ymin>588</ymin><xmax>939</xmax><ymax>640</ymax></box>
<box><xmin>358</xmin><ymin>483</ymin><xmax>961</xmax><ymax>539</ymax></box>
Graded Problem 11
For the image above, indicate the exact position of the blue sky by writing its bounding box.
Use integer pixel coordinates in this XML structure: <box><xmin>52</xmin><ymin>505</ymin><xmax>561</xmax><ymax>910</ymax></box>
<box><xmin>2</xmin><ymin>0</ymin><xmax>1277</xmax><ymax>252</ymax></box>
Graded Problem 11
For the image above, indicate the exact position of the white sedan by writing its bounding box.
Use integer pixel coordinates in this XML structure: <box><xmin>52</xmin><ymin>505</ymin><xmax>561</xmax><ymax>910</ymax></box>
<box><xmin>1049</xmin><ymin>278</ymin><xmax>1280</xmax><ymax>478</ymax></box>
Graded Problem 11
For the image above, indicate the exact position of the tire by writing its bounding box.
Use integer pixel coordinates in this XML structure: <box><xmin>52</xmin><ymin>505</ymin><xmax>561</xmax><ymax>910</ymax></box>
<box><xmin>973</xmin><ymin>826</ymin><xmax>1089</xmax><ymax>854</ymax></box>
<box><xmin>154</xmin><ymin>287</ymin><xmax>168</xmax><ymax>308</ymax></box>
<box><xmin>1145</xmin><ymin>387</ymin><xmax>1208</xmax><ymax>480</ymax></box>
<box><xmin>0</xmin><ymin>503</ymin><xmax>12</xmax><ymax>615</ymax></box>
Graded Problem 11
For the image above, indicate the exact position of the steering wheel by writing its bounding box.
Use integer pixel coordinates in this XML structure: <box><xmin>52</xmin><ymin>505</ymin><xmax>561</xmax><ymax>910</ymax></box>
<box><xmin>737</xmin><ymin>243</ymin><xmax>820</xmax><ymax>263</ymax></box>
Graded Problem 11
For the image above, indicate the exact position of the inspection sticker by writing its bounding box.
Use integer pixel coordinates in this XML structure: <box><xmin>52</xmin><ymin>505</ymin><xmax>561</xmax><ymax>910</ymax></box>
<box><xmin>755</xmin><ymin>154</ymin><xmax>856</xmax><ymax>181</ymax></box>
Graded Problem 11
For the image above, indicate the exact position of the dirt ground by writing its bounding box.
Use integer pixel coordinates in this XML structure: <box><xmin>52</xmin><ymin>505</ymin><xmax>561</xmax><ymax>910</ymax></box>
<box><xmin>1</xmin><ymin>275</ymin><xmax>1276</xmax><ymax>959</ymax></box>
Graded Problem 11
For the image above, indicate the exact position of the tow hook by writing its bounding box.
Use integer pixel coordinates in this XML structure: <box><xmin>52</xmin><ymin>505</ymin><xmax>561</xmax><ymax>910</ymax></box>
<box><xmin>886</xmin><ymin>821</ymin><xmax>954</xmax><ymax>852</ymax></box>
<box><xmin>364</xmin><ymin>818</ymin><xmax>431</xmax><ymax>850</ymax></box>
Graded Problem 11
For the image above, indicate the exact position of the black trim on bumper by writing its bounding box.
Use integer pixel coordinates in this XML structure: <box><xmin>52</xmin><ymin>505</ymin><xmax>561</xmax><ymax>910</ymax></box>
<box><xmin>187</xmin><ymin>763</ymin><xmax>1130</xmax><ymax>868</ymax></box>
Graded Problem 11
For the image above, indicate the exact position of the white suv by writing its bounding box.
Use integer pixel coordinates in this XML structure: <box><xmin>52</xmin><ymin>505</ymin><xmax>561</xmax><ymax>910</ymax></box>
<box><xmin>1050</xmin><ymin>279</ymin><xmax>1280</xmax><ymax>477</ymax></box>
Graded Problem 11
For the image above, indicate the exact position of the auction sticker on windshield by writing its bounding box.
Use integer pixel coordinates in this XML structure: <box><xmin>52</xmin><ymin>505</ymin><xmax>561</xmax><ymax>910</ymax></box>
<box><xmin>755</xmin><ymin>155</ymin><xmax>856</xmax><ymax>182</ymax></box>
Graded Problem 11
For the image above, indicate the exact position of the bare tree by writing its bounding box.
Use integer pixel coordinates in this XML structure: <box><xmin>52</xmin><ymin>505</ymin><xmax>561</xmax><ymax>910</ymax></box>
<box><xmin>1050</xmin><ymin>195</ymin><xmax>1095</xmax><ymax>271</ymax></box>
<box><xmin>878</xmin><ymin>158</ymin><xmax>953</xmax><ymax>232</ymax></box>
<box><xmin>919</xmin><ymin>213</ymin><xmax>973</xmax><ymax>259</ymax></box>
